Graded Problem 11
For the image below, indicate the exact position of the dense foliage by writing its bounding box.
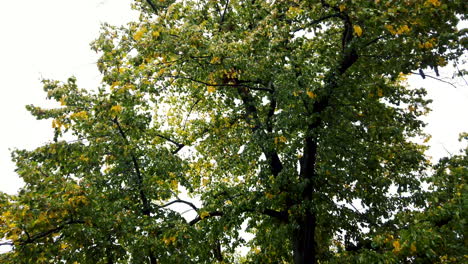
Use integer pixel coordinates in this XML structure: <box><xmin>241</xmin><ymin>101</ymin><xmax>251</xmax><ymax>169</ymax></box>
<box><xmin>1</xmin><ymin>0</ymin><xmax>467</xmax><ymax>263</ymax></box>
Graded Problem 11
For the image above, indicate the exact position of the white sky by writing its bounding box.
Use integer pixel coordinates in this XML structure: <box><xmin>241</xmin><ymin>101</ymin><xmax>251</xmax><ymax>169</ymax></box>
<box><xmin>0</xmin><ymin>0</ymin><xmax>467</xmax><ymax>197</ymax></box>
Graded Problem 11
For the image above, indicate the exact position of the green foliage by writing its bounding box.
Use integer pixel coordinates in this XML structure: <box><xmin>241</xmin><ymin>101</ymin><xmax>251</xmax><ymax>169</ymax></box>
<box><xmin>1</xmin><ymin>0</ymin><xmax>466</xmax><ymax>263</ymax></box>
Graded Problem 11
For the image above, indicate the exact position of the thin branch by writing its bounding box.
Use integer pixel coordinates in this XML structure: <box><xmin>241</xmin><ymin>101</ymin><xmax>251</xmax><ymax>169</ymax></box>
<box><xmin>292</xmin><ymin>13</ymin><xmax>341</xmax><ymax>33</ymax></box>
<box><xmin>219</xmin><ymin>0</ymin><xmax>230</xmax><ymax>25</ymax></box>
<box><xmin>410</xmin><ymin>71</ymin><xmax>457</xmax><ymax>88</ymax></box>
<box><xmin>113</xmin><ymin>118</ymin><xmax>152</xmax><ymax>215</ymax></box>
<box><xmin>182</xmin><ymin>98</ymin><xmax>201</xmax><ymax>131</ymax></box>
<box><xmin>154</xmin><ymin>134</ymin><xmax>185</xmax><ymax>154</ymax></box>
<box><xmin>145</xmin><ymin>0</ymin><xmax>158</xmax><ymax>13</ymax></box>
<box><xmin>18</xmin><ymin>220</ymin><xmax>85</xmax><ymax>245</ymax></box>
<box><xmin>158</xmin><ymin>199</ymin><xmax>199</xmax><ymax>212</ymax></box>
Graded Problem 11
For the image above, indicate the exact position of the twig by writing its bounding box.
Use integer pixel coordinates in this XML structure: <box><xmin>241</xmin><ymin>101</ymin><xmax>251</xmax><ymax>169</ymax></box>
<box><xmin>411</xmin><ymin>72</ymin><xmax>457</xmax><ymax>88</ymax></box>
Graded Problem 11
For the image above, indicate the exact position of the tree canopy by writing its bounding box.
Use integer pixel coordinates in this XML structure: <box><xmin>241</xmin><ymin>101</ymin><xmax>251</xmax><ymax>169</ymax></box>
<box><xmin>1</xmin><ymin>0</ymin><xmax>467</xmax><ymax>263</ymax></box>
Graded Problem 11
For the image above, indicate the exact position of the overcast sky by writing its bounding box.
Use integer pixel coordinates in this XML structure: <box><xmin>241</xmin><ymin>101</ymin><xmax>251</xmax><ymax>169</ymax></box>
<box><xmin>0</xmin><ymin>1</ymin><xmax>467</xmax><ymax>195</ymax></box>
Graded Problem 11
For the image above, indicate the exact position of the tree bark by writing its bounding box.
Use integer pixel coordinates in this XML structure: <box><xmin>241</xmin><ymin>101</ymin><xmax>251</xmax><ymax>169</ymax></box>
<box><xmin>293</xmin><ymin>212</ymin><xmax>317</xmax><ymax>264</ymax></box>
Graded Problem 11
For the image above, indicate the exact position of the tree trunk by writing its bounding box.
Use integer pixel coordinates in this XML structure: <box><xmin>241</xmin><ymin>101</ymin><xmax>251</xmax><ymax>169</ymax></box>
<box><xmin>293</xmin><ymin>212</ymin><xmax>317</xmax><ymax>264</ymax></box>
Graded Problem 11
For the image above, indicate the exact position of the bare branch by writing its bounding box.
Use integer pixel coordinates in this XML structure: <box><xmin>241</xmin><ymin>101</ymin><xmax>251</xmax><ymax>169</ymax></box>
<box><xmin>411</xmin><ymin>71</ymin><xmax>457</xmax><ymax>88</ymax></box>
<box><xmin>158</xmin><ymin>199</ymin><xmax>199</xmax><ymax>212</ymax></box>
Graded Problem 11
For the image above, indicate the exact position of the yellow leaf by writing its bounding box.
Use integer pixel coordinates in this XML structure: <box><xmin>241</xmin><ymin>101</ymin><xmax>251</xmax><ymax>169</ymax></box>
<box><xmin>163</xmin><ymin>236</ymin><xmax>176</xmax><ymax>245</ymax></box>
<box><xmin>210</xmin><ymin>56</ymin><xmax>221</xmax><ymax>64</ymax></box>
<box><xmin>339</xmin><ymin>4</ymin><xmax>346</xmax><ymax>12</ymax></box>
<box><xmin>207</xmin><ymin>86</ymin><xmax>216</xmax><ymax>93</ymax></box>
<box><xmin>424</xmin><ymin>41</ymin><xmax>434</xmax><ymax>49</ymax></box>
<box><xmin>110</xmin><ymin>105</ymin><xmax>123</xmax><ymax>114</ymax></box>
<box><xmin>200</xmin><ymin>211</ymin><xmax>210</xmax><ymax>219</ymax></box>
<box><xmin>393</xmin><ymin>240</ymin><xmax>401</xmax><ymax>253</ymax></box>
<box><xmin>152</xmin><ymin>31</ymin><xmax>160</xmax><ymax>38</ymax></box>
<box><xmin>202</xmin><ymin>178</ymin><xmax>210</xmax><ymax>186</ymax></box>
<box><xmin>385</xmin><ymin>25</ymin><xmax>397</xmax><ymax>35</ymax></box>
<box><xmin>353</xmin><ymin>25</ymin><xmax>363</xmax><ymax>37</ymax></box>
<box><xmin>377</xmin><ymin>88</ymin><xmax>383</xmax><ymax>97</ymax></box>
<box><xmin>423</xmin><ymin>135</ymin><xmax>432</xmax><ymax>143</ymax></box>
<box><xmin>170</xmin><ymin>179</ymin><xmax>178</xmax><ymax>190</ymax></box>
<box><xmin>437</xmin><ymin>56</ymin><xmax>447</xmax><ymax>66</ymax></box>
<box><xmin>307</xmin><ymin>91</ymin><xmax>317</xmax><ymax>99</ymax></box>
<box><xmin>59</xmin><ymin>96</ymin><xmax>67</xmax><ymax>106</ymax></box>
<box><xmin>410</xmin><ymin>242</ymin><xmax>417</xmax><ymax>253</ymax></box>
<box><xmin>133</xmin><ymin>27</ymin><xmax>147</xmax><ymax>41</ymax></box>
<box><xmin>396</xmin><ymin>25</ymin><xmax>411</xmax><ymax>35</ymax></box>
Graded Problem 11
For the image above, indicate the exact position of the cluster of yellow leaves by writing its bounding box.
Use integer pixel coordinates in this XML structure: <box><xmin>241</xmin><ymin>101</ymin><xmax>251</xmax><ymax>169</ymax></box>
<box><xmin>207</xmin><ymin>86</ymin><xmax>216</xmax><ymax>93</ymax></box>
<box><xmin>223</xmin><ymin>68</ymin><xmax>240</xmax><ymax>79</ymax></box>
<box><xmin>393</xmin><ymin>240</ymin><xmax>401</xmax><ymax>253</ymax></box>
<box><xmin>437</xmin><ymin>56</ymin><xmax>447</xmax><ymax>66</ymax></box>
<box><xmin>70</xmin><ymin>111</ymin><xmax>88</xmax><ymax>120</ymax></box>
<box><xmin>152</xmin><ymin>30</ymin><xmax>160</xmax><ymax>38</ymax></box>
<box><xmin>66</xmin><ymin>195</ymin><xmax>88</xmax><ymax>208</ymax></box>
<box><xmin>110</xmin><ymin>105</ymin><xmax>123</xmax><ymax>115</ymax></box>
<box><xmin>133</xmin><ymin>26</ymin><xmax>147</xmax><ymax>41</ymax></box>
<box><xmin>162</xmin><ymin>236</ymin><xmax>176</xmax><ymax>245</ymax></box>
<box><xmin>170</xmin><ymin>179</ymin><xmax>178</xmax><ymax>191</ymax></box>
<box><xmin>274</xmin><ymin>136</ymin><xmax>287</xmax><ymax>144</ymax></box>
<box><xmin>210</xmin><ymin>56</ymin><xmax>221</xmax><ymax>64</ymax></box>
<box><xmin>418</xmin><ymin>38</ymin><xmax>437</xmax><ymax>49</ymax></box>
<box><xmin>286</xmin><ymin>6</ymin><xmax>303</xmax><ymax>19</ymax></box>
<box><xmin>51</xmin><ymin>119</ymin><xmax>66</xmax><ymax>129</ymax></box>
<box><xmin>385</xmin><ymin>24</ymin><xmax>411</xmax><ymax>35</ymax></box>
<box><xmin>78</xmin><ymin>154</ymin><xmax>89</xmax><ymax>162</ymax></box>
<box><xmin>425</xmin><ymin>0</ymin><xmax>441</xmax><ymax>7</ymax></box>
<box><xmin>397</xmin><ymin>72</ymin><xmax>409</xmax><ymax>82</ymax></box>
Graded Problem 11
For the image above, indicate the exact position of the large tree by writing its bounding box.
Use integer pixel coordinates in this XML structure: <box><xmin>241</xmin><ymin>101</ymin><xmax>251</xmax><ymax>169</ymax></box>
<box><xmin>1</xmin><ymin>0</ymin><xmax>466</xmax><ymax>263</ymax></box>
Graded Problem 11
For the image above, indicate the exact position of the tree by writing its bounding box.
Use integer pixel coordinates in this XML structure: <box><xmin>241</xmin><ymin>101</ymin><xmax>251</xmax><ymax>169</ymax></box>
<box><xmin>0</xmin><ymin>0</ymin><xmax>466</xmax><ymax>263</ymax></box>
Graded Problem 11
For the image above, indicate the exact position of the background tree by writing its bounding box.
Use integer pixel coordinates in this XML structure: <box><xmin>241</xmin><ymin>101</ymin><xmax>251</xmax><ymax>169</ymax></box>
<box><xmin>1</xmin><ymin>0</ymin><xmax>466</xmax><ymax>263</ymax></box>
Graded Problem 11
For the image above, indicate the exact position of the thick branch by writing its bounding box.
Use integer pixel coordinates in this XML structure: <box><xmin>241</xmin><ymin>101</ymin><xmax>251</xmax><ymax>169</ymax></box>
<box><xmin>17</xmin><ymin>220</ymin><xmax>85</xmax><ymax>245</ymax></box>
<box><xmin>189</xmin><ymin>211</ymin><xmax>223</xmax><ymax>226</ymax></box>
<box><xmin>237</xmin><ymin>85</ymin><xmax>283</xmax><ymax>177</ymax></box>
<box><xmin>154</xmin><ymin>134</ymin><xmax>185</xmax><ymax>154</ymax></box>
